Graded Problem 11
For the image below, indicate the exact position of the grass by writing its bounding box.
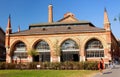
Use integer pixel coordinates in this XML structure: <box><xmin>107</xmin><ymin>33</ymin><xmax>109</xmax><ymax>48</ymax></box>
<box><xmin>0</xmin><ymin>70</ymin><xmax>98</xmax><ymax>77</ymax></box>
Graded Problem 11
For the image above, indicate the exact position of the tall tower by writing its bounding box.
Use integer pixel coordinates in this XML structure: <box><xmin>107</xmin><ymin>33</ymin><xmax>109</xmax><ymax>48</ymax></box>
<box><xmin>48</xmin><ymin>4</ymin><xmax>53</xmax><ymax>23</ymax></box>
<box><xmin>104</xmin><ymin>8</ymin><xmax>111</xmax><ymax>31</ymax></box>
<box><xmin>104</xmin><ymin>8</ymin><xmax>112</xmax><ymax>61</ymax></box>
<box><xmin>6</xmin><ymin>15</ymin><xmax>12</xmax><ymax>35</ymax></box>
<box><xmin>6</xmin><ymin>15</ymin><xmax>12</xmax><ymax>63</ymax></box>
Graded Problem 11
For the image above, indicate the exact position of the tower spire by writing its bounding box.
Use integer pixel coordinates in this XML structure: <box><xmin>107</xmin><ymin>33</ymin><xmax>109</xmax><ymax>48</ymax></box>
<box><xmin>104</xmin><ymin>8</ymin><xmax>111</xmax><ymax>31</ymax></box>
<box><xmin>18</xmin><ymin>25</ymin><xmax>20</xmax><ymax>32</ymax></box>
<box><xmin>6</xmin><ymin>14</ymin><xmax>12</xmax><ymax>35</ymax></box>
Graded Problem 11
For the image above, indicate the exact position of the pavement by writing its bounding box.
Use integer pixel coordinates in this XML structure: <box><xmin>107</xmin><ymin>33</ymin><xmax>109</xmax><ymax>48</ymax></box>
<box><xmin>93</xmin><ymin>64</ymin><xmax>120</xmax><ymax>77</ymax></box>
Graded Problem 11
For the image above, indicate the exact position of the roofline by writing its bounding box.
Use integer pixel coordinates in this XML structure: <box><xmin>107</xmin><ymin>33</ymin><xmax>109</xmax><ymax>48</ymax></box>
<box><xmin>10</xmin><ymin>30</ymin><xmax>106</xmax><ymax>36</ymax></box>
<box><xmin>30</xmin><ymin>21</ymin><xmax>90</xmax><ymax>26</ymax></box>
<box><xmin>29</xmin><ymin>21</ymin><xmax>93</xmax><ymax>29</ymax></box>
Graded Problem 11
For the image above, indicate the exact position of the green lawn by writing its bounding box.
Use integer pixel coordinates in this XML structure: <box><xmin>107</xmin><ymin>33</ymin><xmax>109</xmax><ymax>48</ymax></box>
<box><xmin>0</xmin><ymin>70</ymin><xmax>98</xmax><ymax>77</ymax></box>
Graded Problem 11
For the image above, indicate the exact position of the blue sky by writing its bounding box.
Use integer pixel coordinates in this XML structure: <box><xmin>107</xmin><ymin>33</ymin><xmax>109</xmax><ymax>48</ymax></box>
<box><xmin>0</xmin><ymin>0</ymin><xmax>120</xmax><ymax>38</ymax></box>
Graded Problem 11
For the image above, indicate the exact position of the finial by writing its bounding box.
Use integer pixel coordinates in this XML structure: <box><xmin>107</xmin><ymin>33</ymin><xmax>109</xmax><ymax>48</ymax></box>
<box><xmin>18</xmin><ymin>25</ymin><xmax>20</xmax><ymax>32</ymax></box>
<box><xmin>9</xmin><ymin>14</ymin><xmax>11</xmax><ymax>19</ymax></box>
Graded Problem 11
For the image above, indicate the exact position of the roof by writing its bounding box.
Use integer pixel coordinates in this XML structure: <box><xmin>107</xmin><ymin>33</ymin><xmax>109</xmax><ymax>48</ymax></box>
<box><xmin>29</xmin><ymin>21</ymin><xmax>92</xmax><ymax>29</ymax></box>
<box><xmin>58</xmin><ymin>14</ymin><xmax>79</xmax><ymax>22</ymax></box>
<box><xmin>11</xmin><ymin>22</ymin><xmax>105</xmax><ymax>36</ymax></box>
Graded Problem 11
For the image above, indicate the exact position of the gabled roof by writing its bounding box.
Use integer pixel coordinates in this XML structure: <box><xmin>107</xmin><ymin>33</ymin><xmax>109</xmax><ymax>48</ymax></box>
<box><xmin>58</xmin><ymin>15</ymin><xmax>79</xmax><ymax>22</ymax></box>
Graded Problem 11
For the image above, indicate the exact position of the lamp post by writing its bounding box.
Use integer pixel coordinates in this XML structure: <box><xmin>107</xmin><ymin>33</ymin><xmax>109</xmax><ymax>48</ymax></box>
<box><xmin>18</xmin><ymin>56</ymin><xmax>22</xmax><ymax>70</ymax></box>
<box><xmin>113</xmin><ymin>49</ymin><xmax>115</xmax><ymax>61</ymax></box>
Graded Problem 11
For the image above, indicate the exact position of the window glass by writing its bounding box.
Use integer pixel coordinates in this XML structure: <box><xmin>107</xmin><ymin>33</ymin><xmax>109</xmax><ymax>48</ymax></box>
<box><xmin>34</xmin><ymin>40</ymin><xmax>50</xmax><ymax>62</ymax></box>
<box><xmin>14</xmin><ymin>42</ymin><xmax>27</xmax><ymax>58</ymax></box>
<box><xmin>35</xmin><ymin>40</ymin><xmax>50</xmax><ymax>50</ymax></box>
<box><xmin>61</xmin><ymin>39</ymin><xmax>79</xmax><ymax>62</ymax></box>
<box><xmin>86</xmin><ymin>39</ymin><xmax>104</xmax><ymax>58</ymax></box>
<box><xmin>61</xmin><ymin>39</ymin><xmax>79</xmax><ymax>50</ymax></box>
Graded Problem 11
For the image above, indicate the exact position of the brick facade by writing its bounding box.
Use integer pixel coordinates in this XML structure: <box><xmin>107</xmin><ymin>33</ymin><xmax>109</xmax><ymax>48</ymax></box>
<box><xmin>5</xmin><ymin>5</ymin><xmax>120</xmax><ymax>64</ymax></box>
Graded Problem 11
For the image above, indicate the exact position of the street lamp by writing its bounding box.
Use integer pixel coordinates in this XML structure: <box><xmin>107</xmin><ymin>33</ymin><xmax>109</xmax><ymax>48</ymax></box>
<box><xmin>17</xmin><ymin>55</ymin><xmax>22</xmax><ymax>70</ymax></box>
<box><xmin>107</xmin><ymin>43</ymin><xmax>111</xmax><ymax>52</ymax></box>
<box><xmin>113</xmin><ymin>49</ymin><xmax>115</xmax><ymax>61</ymax></box>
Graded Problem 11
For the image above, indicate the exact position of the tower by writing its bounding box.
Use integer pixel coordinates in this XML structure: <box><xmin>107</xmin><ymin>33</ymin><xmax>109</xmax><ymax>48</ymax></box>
<box><xmin>6</xmin><ymin>15</ymin><xmax>12</xmax><ymax>35</ymax></box>
<box><xmin>6</xmin><ymin>15</ymin><xmax>12</xmax><ymax>63</ymax></box>
<box><xmin>104</xmin><ymin>8</ymin><xmax>111</xmax><ymax>31</ymax></box>
<box><xmin>104</xmin><ymin>8</ymin><xmax>112</xmax><ymax>61</ymax></box>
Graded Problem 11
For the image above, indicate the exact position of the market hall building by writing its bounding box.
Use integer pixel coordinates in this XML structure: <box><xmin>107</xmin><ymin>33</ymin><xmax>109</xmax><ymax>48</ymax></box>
<box><xmin>6</xmin><ymin>5</ymin><xmax>120</xmax><ymax>64</ymax></box>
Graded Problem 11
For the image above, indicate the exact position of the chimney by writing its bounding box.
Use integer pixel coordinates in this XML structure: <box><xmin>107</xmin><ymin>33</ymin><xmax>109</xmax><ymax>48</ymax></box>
<box><xmin>48</xmin><ymin>4</ymin><xmax>53</xmax><ymax>23</ymax></box>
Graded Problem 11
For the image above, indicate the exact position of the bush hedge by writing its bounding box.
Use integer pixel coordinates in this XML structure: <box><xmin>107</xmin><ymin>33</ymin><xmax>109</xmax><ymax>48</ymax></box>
<box><xmin>0</xmin><ymin>61</ymin><xmax>98</xmax><ymax>70</ymax></box>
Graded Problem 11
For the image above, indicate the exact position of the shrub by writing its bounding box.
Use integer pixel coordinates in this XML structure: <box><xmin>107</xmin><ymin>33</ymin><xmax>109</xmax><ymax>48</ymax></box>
<box><xmin>0</xmin><ymin>62</ymin><xmax>6</xmax><ymax>69</ymax></box>
<box><xmin>83</xmin><ymin>61</ymin><xmax>98</xmax><ymax>70</ymax></box>
<box><xmin>5</xmin><ymin>63</ymin><xmax>16</xmax><ymax>69</ymax></box>
<box><xmin>28</xmin><ymin>62</ymin><xmax>38</xmax><ymax>69</ymax></box>
<box><xmin>50</xmin><ymin>62</ymin><xmax>60</xmax><ymax>70</ymax></box>
<box><xmin>0</xmin><ymin>61</ymin><xmax>98</xmax><ymax>70</ymax></box>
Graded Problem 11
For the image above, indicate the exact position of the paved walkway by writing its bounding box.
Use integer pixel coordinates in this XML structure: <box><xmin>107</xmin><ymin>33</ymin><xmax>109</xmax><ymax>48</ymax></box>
<box><xmin>93</xmin><ymin>65</ymin><xmax>120</xmax><ymax>77</ymax></box>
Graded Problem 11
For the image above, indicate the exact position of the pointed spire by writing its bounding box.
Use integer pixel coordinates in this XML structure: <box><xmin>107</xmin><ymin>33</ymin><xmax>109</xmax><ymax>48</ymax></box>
<box><xmin>7</xmin><ymin>14</ymin><xmax>11</xmax><ymax>28</ymax></box>
<box><xmin>18</xmin><ymin>25</ymin><xmax>20</xmax><ymax>32</ymax></box>
<box><xmin>6</xmin><ymin>14</ymin><xmax>12</xmax><ymax>34</ymax></box>
<box><xmin>104</xmin><ymin>8</ymin><xmax>110</xmax><ymax>24</ymax></box>
<box><xmin>104</xmin><ymin>8</ymin><xmax>111</xmax><ymax>31</ymax></box>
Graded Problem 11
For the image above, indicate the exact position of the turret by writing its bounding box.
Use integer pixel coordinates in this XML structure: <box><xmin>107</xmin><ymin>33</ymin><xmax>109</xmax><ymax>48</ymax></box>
<box><xmin>104</xmin><ymin>8</ymin><xmax>111</xmax><ymax>31</ymax></box>
<box><xmin>6</xmin><ymin>15</ymin><xmax>12</xmax><ymax>35</ymax></box>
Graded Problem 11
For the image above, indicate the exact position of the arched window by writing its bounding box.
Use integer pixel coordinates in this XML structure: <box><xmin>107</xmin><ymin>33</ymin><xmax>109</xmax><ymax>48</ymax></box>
<box><xmin>14</xmin><ymin>41</ymin><xmax>27</xmax><ymax>59</ymax></box>
<box><xmin>61</xmin><ymin>39</ymin><xmax>79</xmax><ymax>50</ymax></box>
<box><xmin>61</xmin><ymin>39</ymin><xmax>79</xmax><ymax>62</ymax></box>
<box><xmin>35</xmin><ymin>40</ymin><xmax>50</xmax><ymax>51</ymax></box>
<box><xmin>85</xmin><ymin>39</ymin><xmax>104</xmax><ymax>58</ymax></box>
<box><xmin>34</xmin><ymin>40</ymin><xmax>50</xmax><ymax>62</ymax></box>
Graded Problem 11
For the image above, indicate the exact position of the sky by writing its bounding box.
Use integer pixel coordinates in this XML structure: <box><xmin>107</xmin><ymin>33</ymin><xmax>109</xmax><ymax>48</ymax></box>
<box><xmin>0</xmin><ymin>0</ymin><xmax>120</xmax><ymax>38</ymax></box>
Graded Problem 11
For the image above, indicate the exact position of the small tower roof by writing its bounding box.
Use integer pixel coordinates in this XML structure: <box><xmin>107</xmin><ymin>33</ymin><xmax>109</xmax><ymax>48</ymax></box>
<box><xmin>104</xmin><ymin>8</ymin><xmax>110</xmax><ymax>24</ymax></box>
<box><xmin>7</xmin><ymin>14</ymin><xmax>11</xmax><ymax>29</ymax></box>
<box><xmin>6</xmin><ymin>14</ymin><xmax>12</xmax><ymax>34</ymax></box>
<box><xmin>104</xmin><ymin>8</ymin><xmax>111</xmax><ymax>31</ymax></box>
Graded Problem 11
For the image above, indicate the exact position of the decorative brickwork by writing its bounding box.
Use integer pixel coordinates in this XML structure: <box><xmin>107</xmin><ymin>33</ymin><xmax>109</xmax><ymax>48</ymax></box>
<box><xmin>5</xmin><ymin>5</ymin><xmax>120</xmax><ymax>65</ymax></box>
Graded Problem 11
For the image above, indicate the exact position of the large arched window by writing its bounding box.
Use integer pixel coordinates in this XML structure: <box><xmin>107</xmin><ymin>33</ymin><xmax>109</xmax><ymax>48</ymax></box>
<box><xmin>61</xmin><ymin>39</ymin><xmax>79</xmax><ymax>62</ymax></box>
<box><xmin>14</xmin><ymin>41</ymin><xmax>27</xmax><ymax>59</ymax></box>
<box><xmin>35</xmin><ymin>40</ymin><xmax>50</xmax><ymax>50</ymax></box>
<box><xmin>34</xmin><ymin>40</ymin><xmax>50</xmax><ymax>62</ymax></box>
<box><xmin>85</xmin><ymin>39</ymin><xmax>104</xmax><ymax>58</ymax></box>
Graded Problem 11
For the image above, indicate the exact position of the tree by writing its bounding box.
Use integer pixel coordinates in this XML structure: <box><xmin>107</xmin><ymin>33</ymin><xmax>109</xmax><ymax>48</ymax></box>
<box><xmin>28</xmin><ymin>49</ymin><xmax>38</xmax><ymax>62</ymax></box>
<box><xmin>53</xmin><ymin>40</ymin><xmax>61</xmax><ymax>56</ymax></box>
<box><xmin>53</xmin><ymin>40</ymin><xmax>61</xmax><ymax>62</ymax></box>
<box><xmin>114</xmin><ymin>13</ymin><xmax>120</xmax><ymax>22</ymax></box>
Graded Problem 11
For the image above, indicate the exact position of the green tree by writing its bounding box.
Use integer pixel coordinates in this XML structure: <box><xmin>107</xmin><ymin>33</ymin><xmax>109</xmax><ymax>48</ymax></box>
<box><xmin>114</xmin><ymin>13</ymin><xmax>120</xmax><ymax>22</ymax></box>
<box><xmin>28</xmin><ymin>49</ymin><xmax>38</xmax><ymax>62</ymax></box>
<box><xmin>53</xmin><ymin>40</ymin><xmax>61</xmax><ymax>56</ymax></box>
<box><xmin>53</xmin><ymin>40</ymin><xmax>61</xmax><ymax>62</ymax></box>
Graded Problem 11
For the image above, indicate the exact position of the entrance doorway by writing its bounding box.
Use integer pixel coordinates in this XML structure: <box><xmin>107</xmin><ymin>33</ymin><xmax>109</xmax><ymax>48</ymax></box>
<box><xmin>33</xmin><ymin>55</ymin><xmax>39</xmax><ymax>62</ymax></box>
<box><xmin>61</xmin><ymin>51</ymin><xmax>79</xmax><ymax>62</ymax></box>
<box><xmin>73</xmin><ymin>54</ymin><xmax>79</xmax><ymax>61</ymax></box>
